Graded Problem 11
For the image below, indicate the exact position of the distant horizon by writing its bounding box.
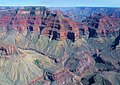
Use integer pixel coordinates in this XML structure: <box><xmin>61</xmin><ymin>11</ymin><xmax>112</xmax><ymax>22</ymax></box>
<box><xmin>0</xmin><ymin>6</ymin><xmax>120</xmax><ymax>8</ymax></box>
<box><xmin>0</xmin><ymin>0</ymin><xmax>120</xmax><ymax>7</ymax></box>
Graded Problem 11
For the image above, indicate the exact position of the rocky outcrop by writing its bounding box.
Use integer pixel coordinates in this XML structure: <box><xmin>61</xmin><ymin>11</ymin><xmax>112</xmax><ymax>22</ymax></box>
<box><xmin>0</xmin><ymin>7</ymin><xmax>80</xmax><ymax>42</ymax></box>
<box><xmin>81</xmin><ymin>73</ymin><xmax>112</xmax><ymax>85</ymax></box>
<box><xmin>111</xmin><ymin>30</ymin><xmax>120</xmax><ymax>49</ymax></box>
<box><xmin>83</xmin><ymin>14</ymin><xmax>120</xmax><ymax>38</ymax></box>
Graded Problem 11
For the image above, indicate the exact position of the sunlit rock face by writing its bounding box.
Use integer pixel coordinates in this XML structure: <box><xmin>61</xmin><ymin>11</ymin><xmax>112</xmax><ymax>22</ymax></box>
<box><xmin>0</xmin><ymin>6</ymin><xmax>80</xmax><ymax>42</ymax></box>
<box><xmin>0</xmin><ymin>7</ymin><xmax>120</xmax><ymax>85</ymax></box>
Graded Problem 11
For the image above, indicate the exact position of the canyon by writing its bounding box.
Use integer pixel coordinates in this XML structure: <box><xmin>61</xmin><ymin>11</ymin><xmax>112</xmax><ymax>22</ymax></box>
<box><xmin>0</xmin><ymin>6</ymin><xmax>120</xmax><ymax>85</ymax></box>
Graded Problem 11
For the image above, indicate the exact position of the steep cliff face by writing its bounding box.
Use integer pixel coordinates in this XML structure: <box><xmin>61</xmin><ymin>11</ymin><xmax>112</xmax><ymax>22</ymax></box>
<box><xmin>82</xmin><ymin>14</ymin><xmax>120</xmax><ymax>38</ymax></box>
<box><xmin>0</xmin><ymin>7</ymin><xmax>120</xmax><ymax>85</ymax></box>
<box><xmin>1</xmin><ymin>7</ymin><xmax>120</xmax><ymax>40</ymax></box>
<box><xmin>0</xmin><ymin>7</ymin><xmax>80</xmax><ymax>42</ymax></box>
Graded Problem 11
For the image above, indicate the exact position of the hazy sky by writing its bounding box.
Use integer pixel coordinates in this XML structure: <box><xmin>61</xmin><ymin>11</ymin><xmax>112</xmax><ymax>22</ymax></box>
<box><xmin>0</xmin><ymin>0</ymin><xmax>120</xmax><ymax>7</ymax></box>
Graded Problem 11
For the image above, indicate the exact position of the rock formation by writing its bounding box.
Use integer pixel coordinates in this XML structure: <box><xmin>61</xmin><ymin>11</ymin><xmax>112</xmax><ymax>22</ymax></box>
<box><xmin>0</xmin><ymin>7</ymin><xmax>120</xmax><ymax>85</ymax></box>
